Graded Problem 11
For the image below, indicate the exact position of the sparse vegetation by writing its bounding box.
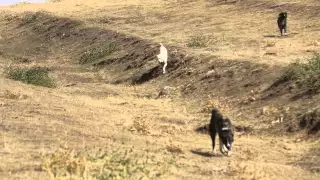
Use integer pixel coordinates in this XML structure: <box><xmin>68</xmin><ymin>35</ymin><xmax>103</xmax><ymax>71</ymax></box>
<box><xmin>187</xmin><ymin>34</ymin><xmax>209</xmax><ymax>48</ymax></box>
<box><xmin>19</xmin><ymin>12</ymin><xmax>38</xmax><ymax>25</ymax></box>
<box><xmin>79</xmin><ymin>42</ymin><xmax>116</xmax><ymax>64</ymax></box>
<box><xmin>281</xmin><ymin>55</ymin><xmax>320</xmax><ymax>93</ymax></box>
<box><xmin>1</xmin><ymin>90</ymin><xmax>28</xmax><ymax>99</ymax></box>
<box><xmin>1</xmin><ymin>0</ymin><xmax>320</xmax><ymax>179</ymax></box>
<box><xmin>41</xmin><ymin>147</ymin><xmax>172</xmax><ymax>179</ymax></box>
<box><xmin>6</xmin><ymin>67</ymin><xmax>56</xmax><ymax>88</ymax></box>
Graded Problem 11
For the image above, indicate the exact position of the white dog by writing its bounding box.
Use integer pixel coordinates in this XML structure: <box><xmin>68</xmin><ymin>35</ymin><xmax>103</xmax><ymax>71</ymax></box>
<box><xmin>156</xmin><ymin>43</ymin><xmax>168</xmax><ymax>74</ymax></box>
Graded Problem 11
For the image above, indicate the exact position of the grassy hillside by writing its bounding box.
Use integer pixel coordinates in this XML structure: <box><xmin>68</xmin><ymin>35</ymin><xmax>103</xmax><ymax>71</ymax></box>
<box><xmin>0</xmin><ymin>0</ymin><xmax>319</xmax><ymax>179</ymax></box>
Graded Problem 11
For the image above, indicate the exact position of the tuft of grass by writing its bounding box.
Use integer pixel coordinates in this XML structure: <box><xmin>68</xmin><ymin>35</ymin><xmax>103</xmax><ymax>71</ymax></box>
<box><xmin>19</xmin><ymin>12</ymin><xmax>39</xmax><ymax>26</ymax></box>
<box><xmin>79</xmin><ymin>42</ymin><xmax>116</xmax><ymax>64</ymax></box>
<box><xmin>41</xmin><ymin>147</ymin><xmax>172</xmax><ymax>179</ymax></box>
<box><xmin>187</xmin><ymin>34</ymin><xmax>209</xmax><ymax>48</ymax></box>
<box><xmin>6</xmin><ymin>67</ymin><xmax>56</xmax><ymax>88</ymax></box>
<box><xmin>281</xmin><ymin>55</ymin><xmax>320</xmax><ymax>93</ymax></box>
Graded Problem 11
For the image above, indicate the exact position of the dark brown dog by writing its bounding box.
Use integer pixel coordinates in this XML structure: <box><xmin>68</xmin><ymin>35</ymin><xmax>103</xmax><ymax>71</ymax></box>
<box><xmin>277</xmin><ymin>12</ymin><xmax>287</xmax><ymax>36</ymax></box>
<box><xmin>209</xmin><ymin>108</ymin><xmax>234</xmax><ymax>156</ymax></box>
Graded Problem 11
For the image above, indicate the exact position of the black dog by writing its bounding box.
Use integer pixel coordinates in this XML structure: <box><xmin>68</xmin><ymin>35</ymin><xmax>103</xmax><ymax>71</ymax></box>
<box><xmin>277</xmin><ymin>12</ymin><xmax>287</xmax><ymax>36</ymax></box>
<box><xmin>209</xmin><ymin>108</ymin><xmax>234</xmax><ymax>156</ymax></box>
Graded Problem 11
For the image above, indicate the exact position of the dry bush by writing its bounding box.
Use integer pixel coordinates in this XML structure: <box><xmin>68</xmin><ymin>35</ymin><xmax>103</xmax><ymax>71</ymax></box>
<box><xmin>280</xmin><ymin>55</ymin><xmax>320</xmax><ymax>93</ymax></box>
<box><xmin>129</xmin><ymin>118</ymin><xmax>151</xmax><ymax>135</ymax></box>
<box><xmin>187</xmin><ymin>34</ymin><xmax>211</xmax><ymax>48</ymax></box>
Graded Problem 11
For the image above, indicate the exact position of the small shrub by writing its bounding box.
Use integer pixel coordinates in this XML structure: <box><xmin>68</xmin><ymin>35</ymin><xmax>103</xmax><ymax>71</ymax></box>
<box><xmin>281</xmin><ymin>55</ymin><xmax>320</xmax><ymax>93</ymax></box>
<box><xmin>6</xmin><ymin>67</ymin><xmax>56</xmax><ymax>88</ymax></box>
<box><xmin>79</xmin><ymin>42</ymin><xmax>116</xmax><ymax>64</ymax></box>
<box><xmin>187</xmin><ymin>34</ymin><xmax>209</xmax><ymax>48</ymax></box>
<box><xmin>19</xmin><ymin>12</ymin><xmax>38</xmax><ymax>25</ymax></box>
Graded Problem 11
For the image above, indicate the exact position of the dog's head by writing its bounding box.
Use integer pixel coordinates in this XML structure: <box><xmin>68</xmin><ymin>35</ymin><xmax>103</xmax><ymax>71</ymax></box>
<box><xmin>211</xmin><ymin>108</ymin><xmax>222</xmax><ymax>118</ymax></box>
<box><xmin>278</xmin><ymin>12</ymin><xmax>287</xmax><ymax>18</ymax></box>
<box><xmin>220</xmin><ymin>118</ymin><xmax>234</xmax><ymax>151</ymax></box>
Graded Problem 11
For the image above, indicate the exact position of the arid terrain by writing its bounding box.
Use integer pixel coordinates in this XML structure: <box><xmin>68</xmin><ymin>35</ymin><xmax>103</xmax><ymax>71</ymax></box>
<box><xmin>0</xmin><ymin>0</ymin><xmax>319</xmax><ymax>179</ymax></box>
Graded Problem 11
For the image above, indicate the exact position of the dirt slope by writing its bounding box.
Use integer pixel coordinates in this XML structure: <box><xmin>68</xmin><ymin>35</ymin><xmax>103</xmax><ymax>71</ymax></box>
<box><xmin>0</xmin><ymin>0</ymin><xmax>319</xmax><ymax>179</ymax></box>
<box><xmin>1</xmin><ymin>0</ymin><xmax>319</xmax><ymax>65</ymax></box>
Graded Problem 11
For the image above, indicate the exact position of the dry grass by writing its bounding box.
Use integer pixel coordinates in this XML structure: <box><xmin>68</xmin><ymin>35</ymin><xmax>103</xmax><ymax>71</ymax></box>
<box><xmin>0</xmin><ymin>0</ymin><xmax>320</xmax><ymax>180</ymax></box>
<box><xmin>2</xmin><ymin>0</ymin><xmax>319</xmax><ymax>65</ymax></box>
<box><xmin>0</xmin><ymin>72</ymin><xmax>318</xmax><ymax>179</ymax></box>
<box><xmin>187</xmin><ymin>34</ymin><xmax>210</xmax><ymax>48</ymax></box>
<box><xmin>41</xmin><ymin>146</ymin><xmax>173</xmax><ymax>179</ymax></box>
<box><xmin>79</xmin><ymin>42</ymin><xmax>116</xmax><ymax>64</ymax></box>
<box><xmin>280</xmin><ymin>55</ymin><xmax>320</xmax><ymax>93</ymax></box>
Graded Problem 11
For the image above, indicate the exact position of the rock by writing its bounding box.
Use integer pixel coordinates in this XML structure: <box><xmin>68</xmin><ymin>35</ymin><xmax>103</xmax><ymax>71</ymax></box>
<box><xmin>206</xmin><ymin>70</ymin><xmax>216</xmax><ymax>77</ymax></box>
<box><xmin>282</xmin><ymin>144</ymin><xmax>291</xmax><ymax>150</ymax></box>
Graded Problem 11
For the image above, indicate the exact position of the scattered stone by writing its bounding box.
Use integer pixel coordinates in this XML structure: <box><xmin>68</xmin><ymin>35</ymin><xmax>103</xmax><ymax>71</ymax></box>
<box><xmin>294</xmin><ymin>139</ymin><xmax>301</xmax><ymax>143</ymax></box>
<box><xmin>206</xmin><ymin>70</ymin><xmax>215</xmax><ymax>77</ymax></box>
<box><xmin>282</xmin><ymin>144</ymin><xmax>291</xmax><ymax>150</ymax></box>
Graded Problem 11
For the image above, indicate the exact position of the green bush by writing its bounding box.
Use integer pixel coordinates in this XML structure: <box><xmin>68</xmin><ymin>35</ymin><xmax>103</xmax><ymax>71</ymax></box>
<box><xmin>79</xmin><ymin>42</ymin><xmax>116</xmax><ymax>64</ymax></box>
<box><xmin>281</xmin><ymin>55</ymin><xmax>320</xmax><ymax>93</ymax></box>
<box><xmin>6</xmin><ymin>67</ymin><xmax>56</xmax><ymax>88</ymax></box>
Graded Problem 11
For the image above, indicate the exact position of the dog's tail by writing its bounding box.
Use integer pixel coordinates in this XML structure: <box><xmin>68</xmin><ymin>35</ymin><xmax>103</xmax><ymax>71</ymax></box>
<box><xmin>195</xmin><ymin>124</ymin><xmax>210</xmax><ymax>134</ymax></box>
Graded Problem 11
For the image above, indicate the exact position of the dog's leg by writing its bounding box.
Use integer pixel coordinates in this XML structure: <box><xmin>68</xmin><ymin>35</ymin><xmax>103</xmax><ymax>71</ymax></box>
<box><xmin>284</xmin><ymin>26</ymin><xmax>287</xmax><ymax>35</ymax></box>
<box><xmin>219</xmin><ymin>138</ymin><xmax>225</xmax><ymax>154</ymax></box>
<box><xmin>219</xmin><ymin>138</ymin><xmax>228</xmax><ymax>154</ymax></box>
<box><xmin>163</xmin><ymin>61</ymin><xmax>167</xmax><ymax>74</ymax></box>
<box><xmin>209</xmin><ymin>128</ymin><xmax>217</xmax><ymax>155</ymax></box>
